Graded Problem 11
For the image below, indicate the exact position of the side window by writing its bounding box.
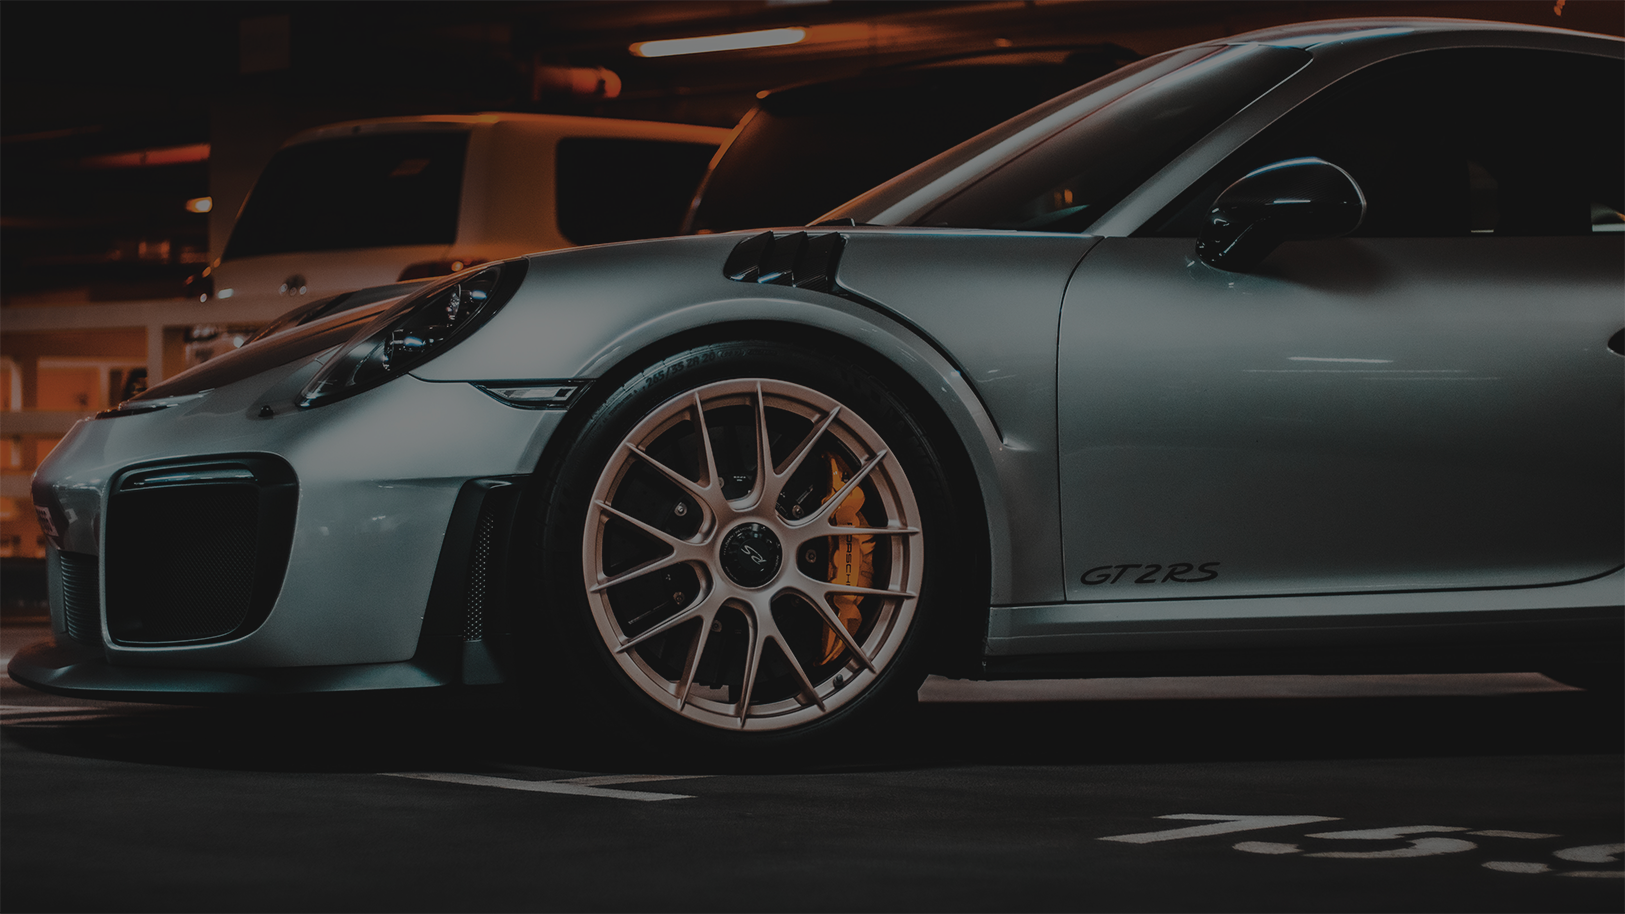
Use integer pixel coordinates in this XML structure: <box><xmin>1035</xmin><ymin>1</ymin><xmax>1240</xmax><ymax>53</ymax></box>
<box><xmin>1149</xmin><ymin>49</ymin><xmax>1625</xmax><ymax>237</ymax></box>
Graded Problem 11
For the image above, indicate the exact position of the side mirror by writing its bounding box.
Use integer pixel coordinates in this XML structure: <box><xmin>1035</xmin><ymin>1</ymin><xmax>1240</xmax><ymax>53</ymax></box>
<box><xmin>1195</xmin><ymin>157</ymin><xmax>1365</xmax><ymax>272</ymax></box>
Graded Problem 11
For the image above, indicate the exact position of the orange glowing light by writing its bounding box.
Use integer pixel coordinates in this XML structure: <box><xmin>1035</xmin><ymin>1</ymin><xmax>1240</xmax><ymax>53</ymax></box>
<box><xmin>78</xmin><ymin>143</ymin><xmax>211</xmax><ymax>169</ymax></box>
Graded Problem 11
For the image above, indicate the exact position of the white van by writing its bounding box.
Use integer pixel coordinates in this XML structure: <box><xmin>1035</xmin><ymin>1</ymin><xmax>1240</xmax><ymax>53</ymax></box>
<box><xmin>201</xmin><ymin>113</ymin><xmax>727</xmax><ymax>306</ymax></box>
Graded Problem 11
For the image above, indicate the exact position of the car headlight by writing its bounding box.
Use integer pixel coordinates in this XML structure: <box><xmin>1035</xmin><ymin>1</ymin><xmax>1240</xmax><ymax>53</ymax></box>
<box><xmin>298</xmin><ymin>259</ymin><xmax>528</xmax><ymax>408</ymax></box>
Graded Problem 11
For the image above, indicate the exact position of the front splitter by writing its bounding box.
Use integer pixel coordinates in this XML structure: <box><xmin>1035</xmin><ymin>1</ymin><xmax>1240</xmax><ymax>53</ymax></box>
<box><xmin>8</xmin><ymin>637</ymin><xmax>453</xmax><ymax>704</ymax></box>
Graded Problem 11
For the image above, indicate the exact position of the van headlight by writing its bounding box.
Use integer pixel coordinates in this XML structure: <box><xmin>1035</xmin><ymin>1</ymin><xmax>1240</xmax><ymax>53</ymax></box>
<box><xmin>299</xmin><ymin>259</ymin><xmax>527</xmax><ymax>408</ymax></box>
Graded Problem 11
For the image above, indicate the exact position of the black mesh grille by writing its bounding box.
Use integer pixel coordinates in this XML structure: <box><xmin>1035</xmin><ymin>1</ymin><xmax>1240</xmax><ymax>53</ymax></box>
<box><xmin>103</xmin><ymin>459</ymin><xmax>296</xmax><ymax>646</ymax></box>
<box><xmin>59</xmin><ymin>552</ymin><xmax>100</xmax><ymax>645</ymax></box>
<box><xmin>106</xmin><ymin>486</ymin><xmax>259</xmax><ymax>643</ymax></box>
<box><xmin>462</xmin><ymin>511</ymin><xmax>496</xmax><ymax>641</ymax></box>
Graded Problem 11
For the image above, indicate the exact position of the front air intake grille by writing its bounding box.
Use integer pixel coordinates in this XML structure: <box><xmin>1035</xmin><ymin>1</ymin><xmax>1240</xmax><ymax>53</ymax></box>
<box><xmin>104</xmin><ymin>458</ymin><xmax>297</xmax><ymax>646</ymax></box>
<box><xmin>59</xmin><ymin>552</ymin><xmax>101</xmax><ymax>645</ymax></box>
<box><xmin>419</xmin><ymin>477</ymin><xmax>522</xmax><ymax>651</ymax></box>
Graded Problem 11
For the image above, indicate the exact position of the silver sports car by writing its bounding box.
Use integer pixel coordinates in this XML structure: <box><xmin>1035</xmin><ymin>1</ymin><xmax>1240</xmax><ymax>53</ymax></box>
<box><xmin>14</xmin><ymin>18</ymin><xmax>1623</xmax><ymax>751</ymax></box>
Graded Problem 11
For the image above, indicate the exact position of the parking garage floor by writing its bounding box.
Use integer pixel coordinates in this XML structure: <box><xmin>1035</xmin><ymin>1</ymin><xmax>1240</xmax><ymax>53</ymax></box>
<box><xmin>3</xmin><ymin>617</ymin><xmax>1620</xmax><ymax>912</ymax></box>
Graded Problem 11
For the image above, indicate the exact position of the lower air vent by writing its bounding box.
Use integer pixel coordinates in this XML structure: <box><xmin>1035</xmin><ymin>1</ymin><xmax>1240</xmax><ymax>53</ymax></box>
<box><xmin>463</xmin><ymin>510</ymin><xmax>497</xmax><ymax>641</ymax></box>
<box><xmin>59</xmin><ymin>552</ymin><xmax>101</xmax><ymax>645</ymax></box>
<box><xmin>104</xmin><ymin>458</ymin><xmax>297</xmax><ymax>646</ymax></box>
<box><xmin>724</xmin><ymin>231</ymin><xmax>845</xmax><ymax>294</ymax></box>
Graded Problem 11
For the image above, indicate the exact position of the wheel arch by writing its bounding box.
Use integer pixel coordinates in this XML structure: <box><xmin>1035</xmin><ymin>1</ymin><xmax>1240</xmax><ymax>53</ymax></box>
<box><xmin>523</xmin><ymin>313</ymin><xmax>1000</xmax><ymax>676</ymax></box>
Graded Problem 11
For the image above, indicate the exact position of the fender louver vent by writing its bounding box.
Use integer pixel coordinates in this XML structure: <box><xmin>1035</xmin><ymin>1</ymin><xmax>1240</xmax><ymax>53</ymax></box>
<box><xmin>723</xmin><ymin>231</ymin><xmax>845</xmax><ymax>294</ymax></box>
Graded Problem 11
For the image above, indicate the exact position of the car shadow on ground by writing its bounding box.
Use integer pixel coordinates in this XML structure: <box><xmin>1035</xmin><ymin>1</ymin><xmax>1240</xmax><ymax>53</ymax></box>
<box><xmin>4</xmin><ymin>678</ymin><xmax>1620</xmax><ymax>777</ymax></box>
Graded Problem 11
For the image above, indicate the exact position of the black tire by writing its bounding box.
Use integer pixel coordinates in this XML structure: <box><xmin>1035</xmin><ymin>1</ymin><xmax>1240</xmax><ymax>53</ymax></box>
<box><xmin>523</xmin><ymin>341</ymin><xmax>962</xmax><ymax>760</ymax></box>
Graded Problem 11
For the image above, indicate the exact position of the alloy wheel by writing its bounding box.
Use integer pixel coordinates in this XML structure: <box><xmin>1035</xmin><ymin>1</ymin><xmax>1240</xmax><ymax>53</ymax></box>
<box><xmin>582</xmin><ymin>378</ymin><xmax>924</xmax><ymax>731</ymax></box>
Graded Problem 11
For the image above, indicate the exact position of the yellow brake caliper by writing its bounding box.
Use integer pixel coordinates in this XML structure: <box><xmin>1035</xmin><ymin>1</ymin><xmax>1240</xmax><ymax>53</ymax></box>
<box><xmin>821</xmin><ymin>453</ymin><xmax>875</xmax><ymax>665</ymax></box>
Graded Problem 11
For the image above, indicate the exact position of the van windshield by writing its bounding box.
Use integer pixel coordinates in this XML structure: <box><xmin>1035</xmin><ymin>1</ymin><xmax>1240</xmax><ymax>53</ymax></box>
<box><xmin>223</xmin><ymin>131</ymin><xmax>469</xmax><ymax>260</ymax></box>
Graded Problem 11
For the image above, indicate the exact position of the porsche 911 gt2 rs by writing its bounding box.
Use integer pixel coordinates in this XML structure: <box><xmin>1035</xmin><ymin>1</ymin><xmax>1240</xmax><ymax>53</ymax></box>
<box><xmin>14</xmin><ymin>18</ymin><xmax>1623</xmax><ymax>752</ymax></box>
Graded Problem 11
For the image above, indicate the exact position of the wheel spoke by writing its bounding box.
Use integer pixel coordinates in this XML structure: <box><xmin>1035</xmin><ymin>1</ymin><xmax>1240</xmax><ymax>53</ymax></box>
<box><xmin>785</xmin><ymin>588</ymin><xmax>877</xmax><ymax>673</ymax></box>
<box><xmin>594</xmin><ymin>500</ymin><xmax>693</xmax><ymax>552</ymax></box>
<box><xmin>768</xmin><ymin>633</ymin><xmax>827</xmax><ymax>712</ymax></box>
<box><xmin>735</xmin><ymin>615</ymin><xmax>764</xmax><ymax>725</ymax></box>
<box><xmin>691</xmin><ymin>392</ymin><xmax>721</xmax><ymax>492</ymax></box>
<box><xmin>766</xmin><ymin>404</ymin><xmax>842</xmax><ymax>503</ymax></box>
<box><xmin>613</xmin><ymin>595</ymin><xmax>710</xmax><ymax>655</ymax></box>
<box><xmin>624</xmin><ymin>441</ymin><xmax>712</xmax><ymax>505</ymax></box>
<box><xmin>817</xmin><ymin>581</ymin><xmax>918</xmax><ymax>601</ymax></box>
<box><xmin>588</xmin><ymin>553</ymin><xmax>693</xmax><ymax>595</ymax></box>
<box><xmin>795</xmin><ymin>524</ymin><xmax>919</xmax><ymax>543</ymax></box>
<box><xmin>799</xmin><ymin>449</ymin><xmax>887</xmax><ymax>528</ymax></box>
<box><xmin>674</xmin><ymin>608</ymin><xmax>717</xmax><ymax>712</ymax></box>
<box><xmin>745</xmin><ymin>382</ymin><xmax>774</xmax><ymax>507</ymax></box>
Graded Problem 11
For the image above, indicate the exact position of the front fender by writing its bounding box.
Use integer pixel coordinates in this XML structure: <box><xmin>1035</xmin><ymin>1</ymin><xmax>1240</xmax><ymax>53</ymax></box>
<box><xmin>411</xmin><ymin>231</ymin><xmax>1087</xmax><ymax>605</ymax></box>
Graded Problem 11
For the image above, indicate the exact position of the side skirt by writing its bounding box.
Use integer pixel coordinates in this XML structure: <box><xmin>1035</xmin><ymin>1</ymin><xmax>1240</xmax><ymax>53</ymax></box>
<box><xmin>982</xmin><ymin>569</ymin><xmax>1624</xmax><ymax>679</ymax></box>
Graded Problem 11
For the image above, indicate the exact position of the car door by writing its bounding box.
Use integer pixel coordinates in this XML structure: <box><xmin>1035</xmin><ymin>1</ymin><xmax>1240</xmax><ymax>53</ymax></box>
<box><xmin>1056</xmin><ymin>46</ymin><xmax>1624</xmax><ymax>601</ymax></box>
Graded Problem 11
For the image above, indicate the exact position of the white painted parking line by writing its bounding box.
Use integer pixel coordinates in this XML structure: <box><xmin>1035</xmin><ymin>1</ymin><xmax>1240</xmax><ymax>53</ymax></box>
<box><xmin>1233</xmin><ymin>841</ymin><xmax>1301</xmax><ymax>855</ymax></box>
<box><xmin>1470</xmin><ymin>830</ymin><xmax>1558</xmax><ymax>839</ymax></box>
<box><xmin>1484</xmin><ymin>861</ymin><xmax>1551</xmax><ymax>874</ymax></box>
<box><xmin>1558</xmin><ymin>871</ymin><xmax>1625</xmax><ymax>878</ymax></box>
<box><xmin>1100</xmin><ymin>814</ymin><xmax>1339</xmax><ymax>844</ymax></box>
<box><xmin>383</xmin><ymin>771</ymin><xmax>708</xmax><ymax>801</ymax></box>
<box><xmin>1553</xmin><ymin>844</ymin><xmax>1624</xmax><ymax>864</ymax></box>
<box><xmin>552</xmin><ymin>773</ymin><xmax>709</xmax><ymax>788</ymax></box>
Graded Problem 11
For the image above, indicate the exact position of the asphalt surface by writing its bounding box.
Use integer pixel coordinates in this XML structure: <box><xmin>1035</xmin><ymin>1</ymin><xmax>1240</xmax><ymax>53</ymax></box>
<box><xmin>3</xmin><ymin>619</ymin><xmax>1621</xmax><ymax>913</ymax></box>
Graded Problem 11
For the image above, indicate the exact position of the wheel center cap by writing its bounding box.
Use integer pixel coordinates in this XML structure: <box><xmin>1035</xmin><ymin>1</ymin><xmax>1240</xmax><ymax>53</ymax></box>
<box><xmin>719</xmin><ymin>523</ymin><xmax>782</xmax><ymax>587</ymax></box>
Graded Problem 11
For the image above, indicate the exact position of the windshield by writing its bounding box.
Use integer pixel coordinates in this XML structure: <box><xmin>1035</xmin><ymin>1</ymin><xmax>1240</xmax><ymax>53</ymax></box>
<box><xmin>823</xmin><ymin>44</ymin><xmax>1308</xmax><ymax>231</ymax></box>
<box><xmin>685</xmin><ymin>54</ymin><xmax>1132</xmax><ymax>234</ymax></box>
<box><xmin>223</xmin><ymin>131</ymin><xmax>469</xmax><ymax>260</ymax></box>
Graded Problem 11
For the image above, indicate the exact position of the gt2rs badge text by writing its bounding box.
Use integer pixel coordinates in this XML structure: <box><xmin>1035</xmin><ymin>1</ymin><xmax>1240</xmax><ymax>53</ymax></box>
<box><xmin>1081</xmin><ymin>563</ymin><xmax>1220</xmax><ymax>585</ymax></box>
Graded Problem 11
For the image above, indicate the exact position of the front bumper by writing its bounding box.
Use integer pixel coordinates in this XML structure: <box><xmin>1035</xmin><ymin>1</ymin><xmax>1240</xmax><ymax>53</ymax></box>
<box><xmin>26</xmin><ymin>367</ymin><xmax>561</xmax><ymax>694</ymax></box>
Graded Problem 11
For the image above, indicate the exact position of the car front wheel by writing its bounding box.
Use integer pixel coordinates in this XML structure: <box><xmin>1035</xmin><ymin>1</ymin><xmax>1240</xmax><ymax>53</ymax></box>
<box><xmin>532</xmin><ymin>341</ymin><xmax>954</xmax><ymax>753</ymax></box>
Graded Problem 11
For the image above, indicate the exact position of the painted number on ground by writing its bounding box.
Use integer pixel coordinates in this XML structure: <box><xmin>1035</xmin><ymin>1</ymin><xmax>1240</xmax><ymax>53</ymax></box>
<box><xmin>1100</xmin><ymin>814</ymin><xmax>1622</xmax><ymax>878</ymax></box>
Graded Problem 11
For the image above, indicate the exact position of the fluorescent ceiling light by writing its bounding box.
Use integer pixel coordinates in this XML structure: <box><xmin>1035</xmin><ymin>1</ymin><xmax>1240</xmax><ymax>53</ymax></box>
<box><xmin>632</xmin><ymin>27</ymin><xmax>806</xmax><ymax>58</ymax></box>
